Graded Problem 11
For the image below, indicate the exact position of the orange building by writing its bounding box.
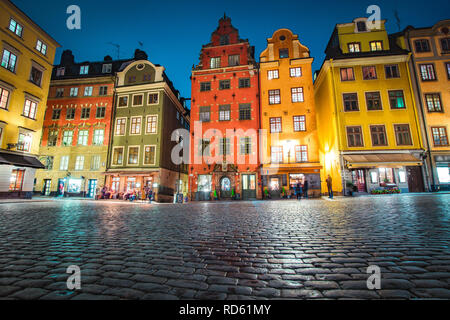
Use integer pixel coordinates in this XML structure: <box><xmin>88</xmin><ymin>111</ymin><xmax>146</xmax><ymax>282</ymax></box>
<box><xmin>259</xmin><ymin>29</ymin><xmax>321</xmax><ymax>198</ymax></box>
<box><xmin>189</xmin><ymin>15</ymin><xmax>261</xmax><ymax>200</ymax></box>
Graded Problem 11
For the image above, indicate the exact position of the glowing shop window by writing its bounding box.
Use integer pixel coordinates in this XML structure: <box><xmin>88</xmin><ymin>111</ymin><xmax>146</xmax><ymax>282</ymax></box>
<box><xmin>437</xmin><ymin>167</ymin><xmax>450</xmax><ymax>183</ymax></box>
<box><xmin>68</xmin><ymin>179</ymin><xmax>82</xmax><ymax>193</ymax></box>
<box><xmin>370</xmin><ymin>171</ymin><xmax>378</xmax><ymax>184</ymax></box>
<box><xmin>399</xmin><ymin>170</ymin><xmax>407</xmax><ymax>183</ymax></box>
<box><xmin>198</xmin><ymin>175</ymin><xmax>211</xmax><ymax>192</ymax></box>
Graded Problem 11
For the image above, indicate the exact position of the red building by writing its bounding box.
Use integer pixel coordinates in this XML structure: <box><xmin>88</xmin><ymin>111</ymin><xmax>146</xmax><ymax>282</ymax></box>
<box><xmin>189</xmin><ymin>15</ymin><xmax>261</xmax><ymax>201</ymax></box>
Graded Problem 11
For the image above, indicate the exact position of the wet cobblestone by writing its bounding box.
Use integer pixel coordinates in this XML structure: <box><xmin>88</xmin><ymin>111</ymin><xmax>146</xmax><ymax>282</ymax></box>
<box><xmin>0</xmin><ymin>194</ymin><xmax>449</xmax><ymax>299</ymax></box>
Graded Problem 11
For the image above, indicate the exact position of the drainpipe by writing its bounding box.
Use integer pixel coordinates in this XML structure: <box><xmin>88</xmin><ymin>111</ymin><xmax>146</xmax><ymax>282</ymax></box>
<box><xmin>405</xmin><ymin>33</ymin><xmax>436</xmax><ymax>191</ymax></box>
<box><xmin>257</xmin><ymin>64</ymin><xmax>264</xmax><ymax>200</ymax></box>
<box><xmin>105</xmin><ymin>75</ymin><xmax>118</xmax><ymax>189</ymax></box>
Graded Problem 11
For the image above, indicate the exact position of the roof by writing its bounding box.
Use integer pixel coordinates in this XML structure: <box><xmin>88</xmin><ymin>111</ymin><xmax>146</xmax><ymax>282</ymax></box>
<box><xmin>0</xmin><ymin>150</ymin><xmax>45</xmax><ymax>169</ymax></box>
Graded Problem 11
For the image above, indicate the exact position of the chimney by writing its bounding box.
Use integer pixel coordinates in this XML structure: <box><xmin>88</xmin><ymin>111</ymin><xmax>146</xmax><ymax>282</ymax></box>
<box><xmin>134</xmin><ymin>49</ymin><xmax>148</xmax><ymax>61</ymax></box>
<box><xmin>60</xmin><ymin>50</ymin><xmax>75</xmax><ymax>65</ymax></box>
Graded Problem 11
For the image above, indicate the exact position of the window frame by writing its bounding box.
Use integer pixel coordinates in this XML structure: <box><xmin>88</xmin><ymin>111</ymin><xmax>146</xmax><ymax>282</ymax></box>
<box><xmin>111</xmin><ymin>146</ymin><xmax>124</xmax><ymax>166</ymax></box>
<box><xmin>291</xmin><ymin>87</ymin><xmax>304</xmax><ymax>103</ymax></box>
<box><xmin>385</xmin><ymin>64</ymin><xmax>400</xmax><ymax>79</ymax></box>
<box><xmin>343</xmin><ymin>93</ymin><xmax>359</xmax><ymax>112</ymax></box>
<box><xmin>145</xmin><ymin>115</ymin><xmax>158</xmax><ymax>134</ymax></box>
<box><xmin>388</xmin><ymin>90</ymin><xmax>406</xmax><ymax>109</ymax></box>
<box><xmin>425</xmin><ymin>93</ymin><xmax>443</xmax><ymax>112</ymax></box>
<box><xmin>115</xmin><ymin>117</ymin><xmax>127</xmax><ymax>136</ymax></box>
<box><xmin>369</xmin><ymin>41</ymin><xmax>383</xmax><ymax>52</ymax></box>
<box><xmin>22</xmin><ymin>98</ymin><xmax>38</xmax><ymax>120</ymax></box>
<box><xmin>269</xmin><ymin>117</ymin><xmax>282</xmax><ymax>133</ymax></box>
<box><xmin>127</xmin><ymin>146</ymin><xmax>140</xmax><ymax>166</ymax></box>
<box><xmin>269</xmin><ymin>89</ymin><xmax>281</xmax><ymax>105</ymax></box>
<box><xmin>394</xmin><ymin>124</ymin><xmax>413</xmax><ymax>146</ymax></box>
<box><xmin>370</xmin><ymin>125</ymin><xmax>388</xmax><ymax>147</ymax></box>
<box><xmin>143</xmin><ymin>145</ymin><xmax>157</xmax><ymax>165</ymax></box>
<box><xmin>431</xmin><ymin>127</ymin><xmax>449</xmax><ymax>147</ymax></box>
<box><xmin>362</xmin><ymin>66</ymin><xmax>377</xmax><ymax>80</ymax></box>
<box><xmin>365</xmin><ymin>91</ymin><xmax>383</xmax><ymax>111</ymax></box>
<box><xmin>293</xmin><ymin>115</ymin><xmax>306</xmax><ymax>132</ymax></box>
<box><xmin>419</xmin><ymin>63</ymin><xmax>437</xmax><ymax>81</ymax></box>
<box><xmin>129</xmin><ymin>116</ymin><xmax>142</xmax><ymax>135</ymax></box>
<box><xmin>340</xmin><ymin>67</ymin><xmax>355</xmax><ymax>81</ymax></box>
<box><xmin>346</xmin><ymin>126</ymin><xmax>364</xmax><ymax>147</ymax></box>
<box><xmin>132</xmin><ymin>94</ymin><xmax>144</xmax><ymax>107</ymax></box>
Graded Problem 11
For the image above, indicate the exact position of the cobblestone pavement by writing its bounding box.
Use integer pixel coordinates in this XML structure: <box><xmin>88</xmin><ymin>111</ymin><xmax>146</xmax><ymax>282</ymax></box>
<box><xmin>0</xmin><ymin>194</ymin><xmax>449</xmax><ymax>300</ymax></box>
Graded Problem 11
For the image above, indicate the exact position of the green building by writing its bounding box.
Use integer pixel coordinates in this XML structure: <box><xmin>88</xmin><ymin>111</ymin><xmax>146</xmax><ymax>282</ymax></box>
<box><xmin>105</xmin><ymin>51</ymin><xmax>189</xmax><ymax>202</ymax></box>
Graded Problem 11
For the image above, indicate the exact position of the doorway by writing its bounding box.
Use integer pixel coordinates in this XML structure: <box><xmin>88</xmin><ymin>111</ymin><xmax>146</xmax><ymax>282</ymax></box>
<box><xmin>220</xmin><ymin>176</ymin><xmax>232</xmax><ymax>199</ymax></box>
<box><xmin>242</xmin><ymin>174</ymin><xmax>256</xmax><ymax>200</ymax></box>
<box><xmin>407</xmin><ymin>166</ymin><xmax>425</xmax><ymax>192</ymax></box>
<box><xmin>88</xmin><ymin>179</ymin><xmax>97</xmax><ymax>198</ymax></box>
<box><xmin>269</xmin><ymin>177</ymin><xmax>281</xmax><ymax>199</ymax></box>
<box><xmin>43</xmin><ymin>179</ymin><xmax>52</xmax><ymax>196</ymax></box>
<box><xmin>57</xmin><ymin>179</ymin><xmax>65</xmax><ymax>196</ymax></box>
<box><xmin>352</xmin><ymin>169</ymin><xmax>367</xmax><ymax>192</ymax></box>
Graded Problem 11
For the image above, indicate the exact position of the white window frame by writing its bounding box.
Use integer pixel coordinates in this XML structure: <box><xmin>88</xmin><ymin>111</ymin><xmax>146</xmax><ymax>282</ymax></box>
<box><xmin>127</xmin><ymin>145</ymin><xmax>140</xmax><ymax>166</ymax></box>
<box><xmin>147</xmin><ymin>92</ymin><xmax>159</xmax><ymax>105</ymax></box>
<box><xmin>70</xmin><ymin>87</ymin><xmax>78</xmax><ymax>97</ymax></box>
<box><xmin>130</xmin><ymin>116</ymin><xmax>142</xmax><ymax>135</ymax></box>
<box><xmin>75</xmin><ymin>155</ymin><xmax>85</xmax><ymax>171</ymax></box>
<box><xmin>93</xmin><ymin>129</ymin><xmax>104</xmax><ymax>145</ymax></box>
<box><xmin>84</xmin><ymin>86</ymin><xmax>93</xmax><ymax>96</ymax></box>
<box><xmin>132</xmin><ymin>94</ymin><xmax>144</xmax><ymax>107</ymax></box>
<box><xmin>115</xmin><ymin>117</ymin><xmax>127</xmax><ymax>136</ymax></box>
<box><xmin>145</xmin><ymin>115</ymin><xmax>158</xmax><ymax>134</ymax></box>
<box><xmin>80</xmin><ymin>65</ymin><xmax>89</xmax><ymax>75</ymax></box>
<box><xmin>59</xmin><ymin>155</ymin><xmax>69</xmax><ymax>171</ymax></box>
<box><xmin>268</xmin><ymin>70</ymin><xmax>279</xmax><ymax>80</ymax></box>
<box><xmin>143</xmin><ymin>145</ymin><xmax>157</xmax><ymax>165</ymax></box>
<box><xmin>118</xmin><ymin>96</ymin><xmax>129</xmax><ymax>108</ymax></box>
<box><xmin>77</xmin><ymin>130</ymin><xmax>89</xmax><ymax>146</ymax></box>
<box><xmin>111</xmin><ymin>146</ymin><xmax>124</xmax><ymax>166</ymax></box>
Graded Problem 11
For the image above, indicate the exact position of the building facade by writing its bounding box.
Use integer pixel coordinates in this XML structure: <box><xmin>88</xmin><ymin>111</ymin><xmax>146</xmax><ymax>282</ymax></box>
<box><xmin>189</xmin><ymin>15</ymin><xmax>261</xmax><ymax>201</ymax></box>
<box><xmin>34</xmin><ymin>50</ymin><xmax>131</xmax><ymax>197</ymax></box>
<box><xmin>260</xmin><ymin>29</ymin><xmax>322</xmax><ymax>198</ymax></box>
<box><xmin>105</xmin><ymin>51</ymin><xmax>189</xmax><ymax>203</ymax></box>
<box><xmin>399</xmin><ymin>20</ymin><xmax>450</xmax><ymax>191</ymax></box>
<box><xmin>0</xmin><ymin>0</ymin><xmax>59</xmax><ymax>198</ymax></box>
<box><xmin>314</xmin><ymin>18</ymin><xmax>425</xmax><ymax>195</ymax></box>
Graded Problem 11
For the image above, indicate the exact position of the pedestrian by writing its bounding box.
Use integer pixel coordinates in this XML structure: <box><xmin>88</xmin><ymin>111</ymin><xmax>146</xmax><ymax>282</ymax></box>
<box><xmin>296</xmin><ymin>182</ymin><xmax>302</xmax><ymax>200</ymax></box>
<box><xmin>148</xmin><ymin>189</ymin><xmax>153</xmax><ymax>204</ymax></box>
<box><xmin>326</xmin><ymin>175</ymin><xmax>333</xmax><ymax>199</ymax></box>
<box><xmin>303</xmin><ymin>179</ymin><xmax>309</xmax><ymax>199</ymax></box>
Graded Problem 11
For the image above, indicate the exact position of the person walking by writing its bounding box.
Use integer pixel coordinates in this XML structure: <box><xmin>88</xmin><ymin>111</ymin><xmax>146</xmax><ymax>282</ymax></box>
<box><xmin>326</xmin><ymin>175</ymin><xmax>333</xmax><ymax>199</ymax></box>
<box><xmin>148</xmin><ymin>189</ymin><xmax>153</xmax><ymax>204</ymax></box>
<box><xmin>296</xmin><ymin>182</ymin><xmax>302</xmax><ymax>200</ymax></box>
<box><xmin>303</xmin><ymin>179</ymin><xmax>309</xmax><ymax>199</ymax></box>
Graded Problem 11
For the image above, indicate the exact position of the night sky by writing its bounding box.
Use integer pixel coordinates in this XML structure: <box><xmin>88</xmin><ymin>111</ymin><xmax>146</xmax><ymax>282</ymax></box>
<box><xmin>13</xmin><ymin>0</ymin><xmax>450</xmax><ymax>105</ymax></box>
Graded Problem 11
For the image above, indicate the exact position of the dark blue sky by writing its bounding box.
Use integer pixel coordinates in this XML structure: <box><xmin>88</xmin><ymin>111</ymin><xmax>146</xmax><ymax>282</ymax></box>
<box><xmin>14</xmin><ymin>0</ymin><xmax>450</xmax><ymax>102</ymax></box>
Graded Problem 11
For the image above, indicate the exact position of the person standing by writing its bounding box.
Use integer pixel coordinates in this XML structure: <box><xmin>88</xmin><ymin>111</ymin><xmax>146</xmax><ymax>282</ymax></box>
<box><xmin>303</xmin><ymin>179</ymin><xmax>309</xmax><ymax>199</ymax></box>
<box><xmin>296</xmin><ymin>182</ymin><xmax>302</xmax><ymax>200</ymax></box>
<box><xmin>326</xmin><ymin>175</ymin><xmax>333</xmax><ymax>199</ymax></box>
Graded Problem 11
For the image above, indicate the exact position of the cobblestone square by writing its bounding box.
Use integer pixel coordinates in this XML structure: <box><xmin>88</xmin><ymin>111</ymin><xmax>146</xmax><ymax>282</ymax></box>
<box><xmin>0</xmin><ymin>194</ymin><xmax>449</xmax><ymax>300</ymax></box>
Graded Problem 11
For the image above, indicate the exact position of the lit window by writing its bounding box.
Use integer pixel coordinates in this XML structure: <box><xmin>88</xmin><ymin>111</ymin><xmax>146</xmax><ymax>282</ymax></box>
<box><xmin>93</xmin><ymin>129</ymin><xmax>104</xmax><ymax>145</ymax></box>
<box><xmin>425</xmin><ymin>93</ymin><xmax>443</xmax><ymax>112</ymax></box>
<box><xmin>290</xmin><ymin>67</ymin><xmax>302</xmax><ymax>77</ymax></box>
<box><xmin>91</xmin><ymin>155</ymin><xmax>101</xmax><ymax>170</ymax></box>
<box><xmin>17</xmin><ymin>133</ymin><xmax>32</xmax><ymax>152</ymax></box>
<box><xmin>146</xmin><ymin>115</ymin><xmax>158</xmax><ymax>134</ymax></box>
<box><xmin>271</xmin><ymin>146</ymin><xmax>283</xmax><ymax>163</ymax></box>
<box><xmin>130</xmin><ymin>117</ymin><xmax>142</xmax><ymax>135</ymax></box>
<box><xmin>36</xmin><ymin>40</ymin><xmax>47</xmax><ymax>55</ymax></box>
<box><xmin>23</xmin><ymin>99</ymin><xmax>38</xmax><ymax>119</ymax></box>
<box><xmin>75</xmin><ymin>156</ymin><xmax>85</xmax><ymax>170</ymax></box>
<box><xmin>419</xmin><ymin>64</ymin><xmax>436</xmax><ymax>81</ymax></box>
<box><xmin>293</xmin><ymin>116</ymin><xmax>306</xmax><ymax>132</ymax></box>
<box><xmin>70</xmin><ymin>87</ymin><xmax>78</xmax><ymax>97</ymax></box>
<box><xmin>84</xmin><ymin>87</ymin><xmax>93</xmax><ymax>96</ymax></box>
<box><xmin>268</xmin><ymin>70</ymin><xmax>279</xmax><ymax>80</ymax></box>
<box><xmin>269</xmin><ymin>89</ymin><xmax>281</xmax><ymax>105</ymax></box>
<box><xmin>291</xmin><ymin>87</ymin><xmax>304</xmax><ymax>103</ymax></box>
<box><xmin>9</xmin><ymin>169</ymin><xmax>25</xmax><ymax>191</ymax></box>
<box><xmin>295</xmin><ymin>146</ymin><xmax>308</xmax><ymax>162</ymax></box>
<box><xmin>62</xmin><ymin>131</ymin><xmax>73</xmax><ymax>146</ymax></box>
<box><xmin>1</xmin><ymin>49</ymin><xmax>17</xmax><ymax>72</ymax></box>
<box><xmin>60</xmin><ymin>156</ymin><xmax>69</xmax><ymax>170</ymax></box>
<box><xmin>112</xmin><ymin>147</ymin><xmax>124</xmax><ymax>165</ymax></box>
<box><xmin>388</xmin><ymin>90</ymin><xmax>406</xmax><ymax>109</ymax></box>
<box><xmin>78</xmin><ymin>130</ymin><xmax>89</xmax><ymax>146</ymax></box>
<box><xmin>0</xmin><ymin>87</ymin><xmax>11</xmax><ymax>110</ymax></box>
<box><xmin>9</xmin><ymin>19</ymin><xmax>23</xmax><ymax>37</ymax></box>
<box><xmin>128</xmin><ymin>147</ymin><xmax>139</xmax><ymax>165</ymax></box>
<box><xmin>362</xmin><ymin>66</ymin><xmax>377</xmax><ymax>80</ymax></box>
<box><xmin>340</xmin><ymin>68</ymin><xmax>355</xmax><ymax>81</ymax></box>
<box><xmin>210</xmin><ymin>57</ymin><xmax>221</xmax><ymax>69</ymax></box>
<box><xmin>115</xmin><ymin>118</ymin><xmax>126</xmax><ymax>135</ymax></box>
<box><xmin>432</xmin><ymin>127</ymin><xmax>448</xmax><ymax>146</ymax></box>
<box><xmin>219</xmin><ymin>105</ymin><xmax>230</xmax><ymax>121</ymax></box>
<box><xmin>370</xmin><ymin>41</ymin><xmax>383</xmax><ymax>51</ymax></box>
<box><xmin>270</xmin><ymin>117</ymin><xmax>282</xmax><ymax>133</ymax></box>
<box><xmin>348</xmin><ymin>42</ymin><xmax>361</xmax><ymax>52</ymax></box>
<box><xmin>80</xmin><ymin>65</ymin><xmax>89</xmax><ymax>75</ymax></box>
<box><xmin>144</xmin><ymin>146</ymin><xmax>156</xmax><ymax>165</ymax></box>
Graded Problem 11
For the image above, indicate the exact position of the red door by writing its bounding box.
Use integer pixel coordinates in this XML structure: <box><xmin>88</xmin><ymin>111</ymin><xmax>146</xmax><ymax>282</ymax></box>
<box><xmin>352</xmin><ymin>170</ymin><xmax>367</xmax><ymax>192</ymax></box>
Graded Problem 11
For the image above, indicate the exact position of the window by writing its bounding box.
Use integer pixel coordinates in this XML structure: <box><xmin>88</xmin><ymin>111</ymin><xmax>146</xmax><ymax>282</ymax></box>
<box><xmin>56</xmin><ymin>67</ymin><xmax>65</xmax><ymax>76</ymax></box>
<box><xmin>370</xmin><ymin>41</ymin><xmax>383</xmax><ymax>51</ymax></box>
<box><xmin>77</xmin><ymin>130</ymin><xmax>89</xmax><ymax>146</ymax></box>
<box><xmin>80</xmin><ymin>65</ymin><xmax>89</xmax><ymax>75</ymax></box>
<box><xmin>118</xmin><ymin>96</ymin><xmax>128</xmax><ymax>107</ymax></box>
<box><xmin>219</xmin><ymin>105</ymin><xmax>231</xmax><ymax>121</ymax></box>
<box><xmin>128</xmin><ymin>147</ymin><xmax>139</xmax><ymax>165</ymax></box>
<box><xmin>66</xmin><ymin>108</ymin><xmax>75</xmax><ymax>120</ymax></box>
<box><xmin>268</xmin><ymin>70</ymin><xmax>279</xmax><ymax>80</ymax></box>
<box><xmin>414</xmin><ymin>39</ymin><xmax>430</xmax><ymax>53</ymax></box>
<box><xmin>62</xmin><ymin>131</ymin><xmax>73</xmax><ymax>146</ymax></box>
<box><xmin>385</xmin><ymin>65</ymin><xmax>400</xmax><ymax>78</ymax></box>
<box><xmin>291</xmin><ymin>87</ymin><xmax>304</xmax><ymax>103</ymax></box>
<box><xmin>55</xmin><ymin>88</ymin><xmax>64</xmax><ymax>98</ymax></box>
<box><xmin>295</xmin><ymin>146</ymin><xmax>308</xmax><ymax>162</ymax></box>
<box><xmin>133</xmin><ymin>94</ymin><xmax>143</xmax><ymax>106</ymax></box>
<box><xmin>370</xmin><ymin>125</ymin><xmax>388</xmax><ymax>146</ymax></box>
<box><xmin>45</xmin><ymin>156</ymin><xmax>54</xmax><ymax>170</ymax></box>
<box><xmin>394</xmin><ymin>124</ymin><xmax>412</xmax><ymax>146</ymax></box>
<box><xmin>340</xmin><ymin>68</ymin><xmax>355</xmax><ymax>81</ymax></box>
<box><xmin>365</xmin><ymin>92</ymin><xmax>382</xmax><ymax>110</ymax></box>
<box><xmin>432</xmin><ymin>127</ymin><xmax>448</xmax><ymax>146</ymax></box>
<box><xmin>0</xmin><ymin>87</ymin><xmax>11</xmax><ymax>110</ymax></box>
<box><xmin>219</xmin><ymin>138</ymin><xmax>231</xmax><ymax>155</ymax></box>
<box><xmin>200</xmin><ymin>82</ymin><xmax>211</xmax><ymax>92</ymax></box>
<box><xmin>419</xmin><ymin>64</ymin><xmax>436</xmax><ymax>81</ymax></box>
<box><xmin>70</xmin><ymin>87</ymin><xmax>78</xmax><ymax>97</ymax></box>
<box><xmin>270</xmin><ymin>117</ymin><xmax>282</xmax><ymax>133</ymax></box>
<box><xmin>441</xmin><ymin>38</ymin><xmax>450</xmax><ymax>52</ymax></box>
<box><xmin>144</xmin><ymin>146</ymin><xmax>156</xmax><ymax>165</ymax></box>
<box><xmin>115</xmin><ymin>118</ymin><xmax>126</xmax><ymax>135</ymax></box>
<box><xmin>93</xmin><ymin>129</ymin><xmax>104</xmax><ymax>145</ymax></box>
<box><xmin>362</xmin><ymin>66</ymin><xmax>377</xmax><ymax>80</ymax></box>
<box><xmin>17</xmin><ymin>132</ymin><xmax>32</xmax><ymax>152</ymax></box>
<box><xmin>48</xmin><ymin>130</ymin><xmax>58</xmax><ymax>147</ymax></box>
<box><xmin>293</xmin><ymin>116</ymin><xmax>306</xmax><ymax>132</ymax></box>
<box><xmin>199</xmin><ymin>106</ymin><xmax>210</xmax><ymax>122</ymax></box>
<box><xmin>269</xmin><ymin>89</ymin><xmax>281</xmax><ymax>105</ymax></box>
<box><xmin>99</xmin><ymin>86</ymin><xmax>108</xmax><ymax>96</ymax></box>
<box><xmin>30</xmin><ymin>67</ymin><xmax>43</xmax><ymax>86</ymax></box>
<box><xmin>52</xmin><ymin>109</ymin><xmax>61</xmax><ymax>120</ymax></box>
<box><xmin>91</xmin><ymin>155</ymin><xmax>101</xmax><ymax>170</ymax></box>
<box><xmin>279</xmin><ymin>49</ymin><xmax>289</xmax><ymax>58</ymax></box>
<box><xmin>228</xmin><ymin>55</ymin><xmax>240</xmax><ymax>66</ymax></box>
<box><xmin>1</xmin><ymin>49</ymin><xmax>17</xmax><ymax>72</ymax></box>
<box><xmin>239</xmin><ymin>104</ymin><xmax>251</xmax><ymax>120</ymax></box>
<box><xmin>271</xmin><ymin>146</ymin><xmax>283</xmax><ymax>163</ymax></box>
<box><xmin>9</xmin><ymin>170</ymin><xmax>25</xmax><ymax>191</ymax></box>
<box><xmin>75</xmin><ymin>156</ymin><xmax>84</xmax><ymax>171</ymax></box>
<box><xmin>343</xmin><ymin>93</ymin><xmax>359</xmax><ymax>111</ymax></box>
<box><xmin>240</xmin><ymin>137</ymin><xmax>252</xmax><ymax>155</ymax></box>
<box><xmin>84</xmin><ymin>87</ymin><xmax>93</xmax><ymax>96</ymax></box>
<box><xmin>102</xmin><ymin>64</ymin><xmax>112</xmax><ymax>73</ymax></box>
<box><xmin>60</xmin><ymin>155</ymin><xmax>69</xmax><ymax>170</ymax></box>
<box><xmin>347</xmin><ymin>126</ymin><xmax>364</xmax><ymax>147</ymax></box>
<box><xmin>388</xmin><ymin>90</ymin><xmax>406</xmax><ymax>109</ymax></box>
<box><xmin>379</xmin><ymin>168</ymin><xmax>394</xmax><ymax>184</ymax></box>
<box><xmin>348</xmin><ymin>42</ymin><xmax>361</xmax><ymax>53</ymax></box>
<box><xmin>198</xmin><ymin>175</ymin><xmax>212</xmax><ymax>192</ymax></box>
<box><xmin>425</xmin><ymin>93</ymin><xmax>443</xmax><ymax>112</ymax></box>
<box><xmin>290</xmin><ymin>67</ymin><xmax>302</xmax><ymax>77</ymax></box>
<box><xmin>148</xmin><ymin>93</ymin><xmax>158</xmax><ymax>104</ymax></box>
<box><xmin>199</xmin><ymin>139</ymin><xmax>210</xmax><ymax>156</ymax></box>
<box><xmin>220</xmin><ymin>35</ymin><xmax>229</xmax><ymax>45</ymax></box>
<box><xmin>81</xmin><ymin>107</ymin><xmax>90</xmax><ymax>119</ymax></box>
<box><xmin>210</xmin><ymin>57</ymin><xmax>221</xmax><ymax>69</ymax></box>
<box><xmin>130</xmin><ymin>117</ymin><xmax>142</xmax><ymax>135</ymax></box>
<box><xmin>36</xmin><ymin>40</ymin><xmax>47</xmax><ymax>55</ymax></box>
<box><xmin>112</xmin><ymin>147</ymin><xmax>124</xmax><ymax>165</ymax></box>
<box><xmin>128</xmin><ymin>76</ymin><xmax>136</xmax><ymax>83</ymax></box>
<box><xmin>356</xmin><ymin>21</ymin><xmax>367</xmax><ymax>32</ymax></box>
<box><xmin>446</xmin><ymin>62</ymin><xmax>450</xmax><ymax>79</ymax></box>
<box><xmin>96</xmin><ymin>106</ymin><xmax>106</xmax><ymax>118</ymax></box>
<box><xmin>9</xmin><ymin>19</ymin><xmax>23</xmax><ymax>37</ymax></box>
<box><xmin>143</xmin><ymin>74</ymin><xmax>151</xmax><ymax>81</ymax></box>
<box><xmin>219</xmin><ymin>80</ymin><xmax>231</xmax><ymax>90</ymax></box>
<box><xmin>146</xmin><ymin>115</ymin><xmax>158</xmax><ymax>134</ymax></box>
<box><xmin>23</xmin><ymin>99</ymin><xmax>38</xmax><ymax>119</ymax></box>
<box><xmin>239</xmin><ymin>78</ymin><xmax>250</xmax><ymax>88</ymax></box>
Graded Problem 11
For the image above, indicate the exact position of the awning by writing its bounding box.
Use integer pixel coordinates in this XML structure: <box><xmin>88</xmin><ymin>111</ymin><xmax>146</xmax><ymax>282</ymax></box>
<box><xmin>0</xmin><ymin>151</ymin><xmax>45</xmax><ymax>169</ymax></box>
<box><xmin>343</xmin><ymin>153</ymin><xmax>422</xmax><ymax>168</ymax></box>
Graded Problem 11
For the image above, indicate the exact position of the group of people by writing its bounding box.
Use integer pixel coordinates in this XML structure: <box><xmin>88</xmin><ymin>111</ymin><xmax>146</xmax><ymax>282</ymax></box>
<box><xmin>96</xmin><ymin>185</ymin><xmax>154</xmax><ymax>203</ymax></box>
<box><xmin>292</xmin><ymin>180</ymin><xmax>309</xmax><ymax>200</ymax></box>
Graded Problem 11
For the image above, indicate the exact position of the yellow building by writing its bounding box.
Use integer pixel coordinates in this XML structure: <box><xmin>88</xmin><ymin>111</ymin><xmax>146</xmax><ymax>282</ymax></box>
<box><xmin>314</xmin><ymin>18</ymin><xmax>425</xmax><ymax>196</ymax></box>
<box><xmin>0</xmin><ymin>0</ymin><xmax>59</xmax><ymax>198</ymax></box>
<box><xmin>399</xmin><ymin>20</ymin><xmax>450</xmax><ymax>191</ymax></box>
<box><xmin>260</xmin><ymin>29</ymin><xmax>321</xmax><ymax>198</ymax></box>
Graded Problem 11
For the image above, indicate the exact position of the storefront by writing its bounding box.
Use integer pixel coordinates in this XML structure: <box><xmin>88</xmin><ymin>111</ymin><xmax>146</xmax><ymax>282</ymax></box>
<box><xmin>434</xmin><ymin>155</ymin><xmax>450</xmax><ymax>191</ymax></box>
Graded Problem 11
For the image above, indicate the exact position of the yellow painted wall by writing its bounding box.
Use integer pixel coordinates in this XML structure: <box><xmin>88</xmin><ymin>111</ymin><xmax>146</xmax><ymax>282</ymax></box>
<box><xmin>0</xmin><ymin>0</ymin><xmax>59</xmax><ymax>154</ymax></box>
